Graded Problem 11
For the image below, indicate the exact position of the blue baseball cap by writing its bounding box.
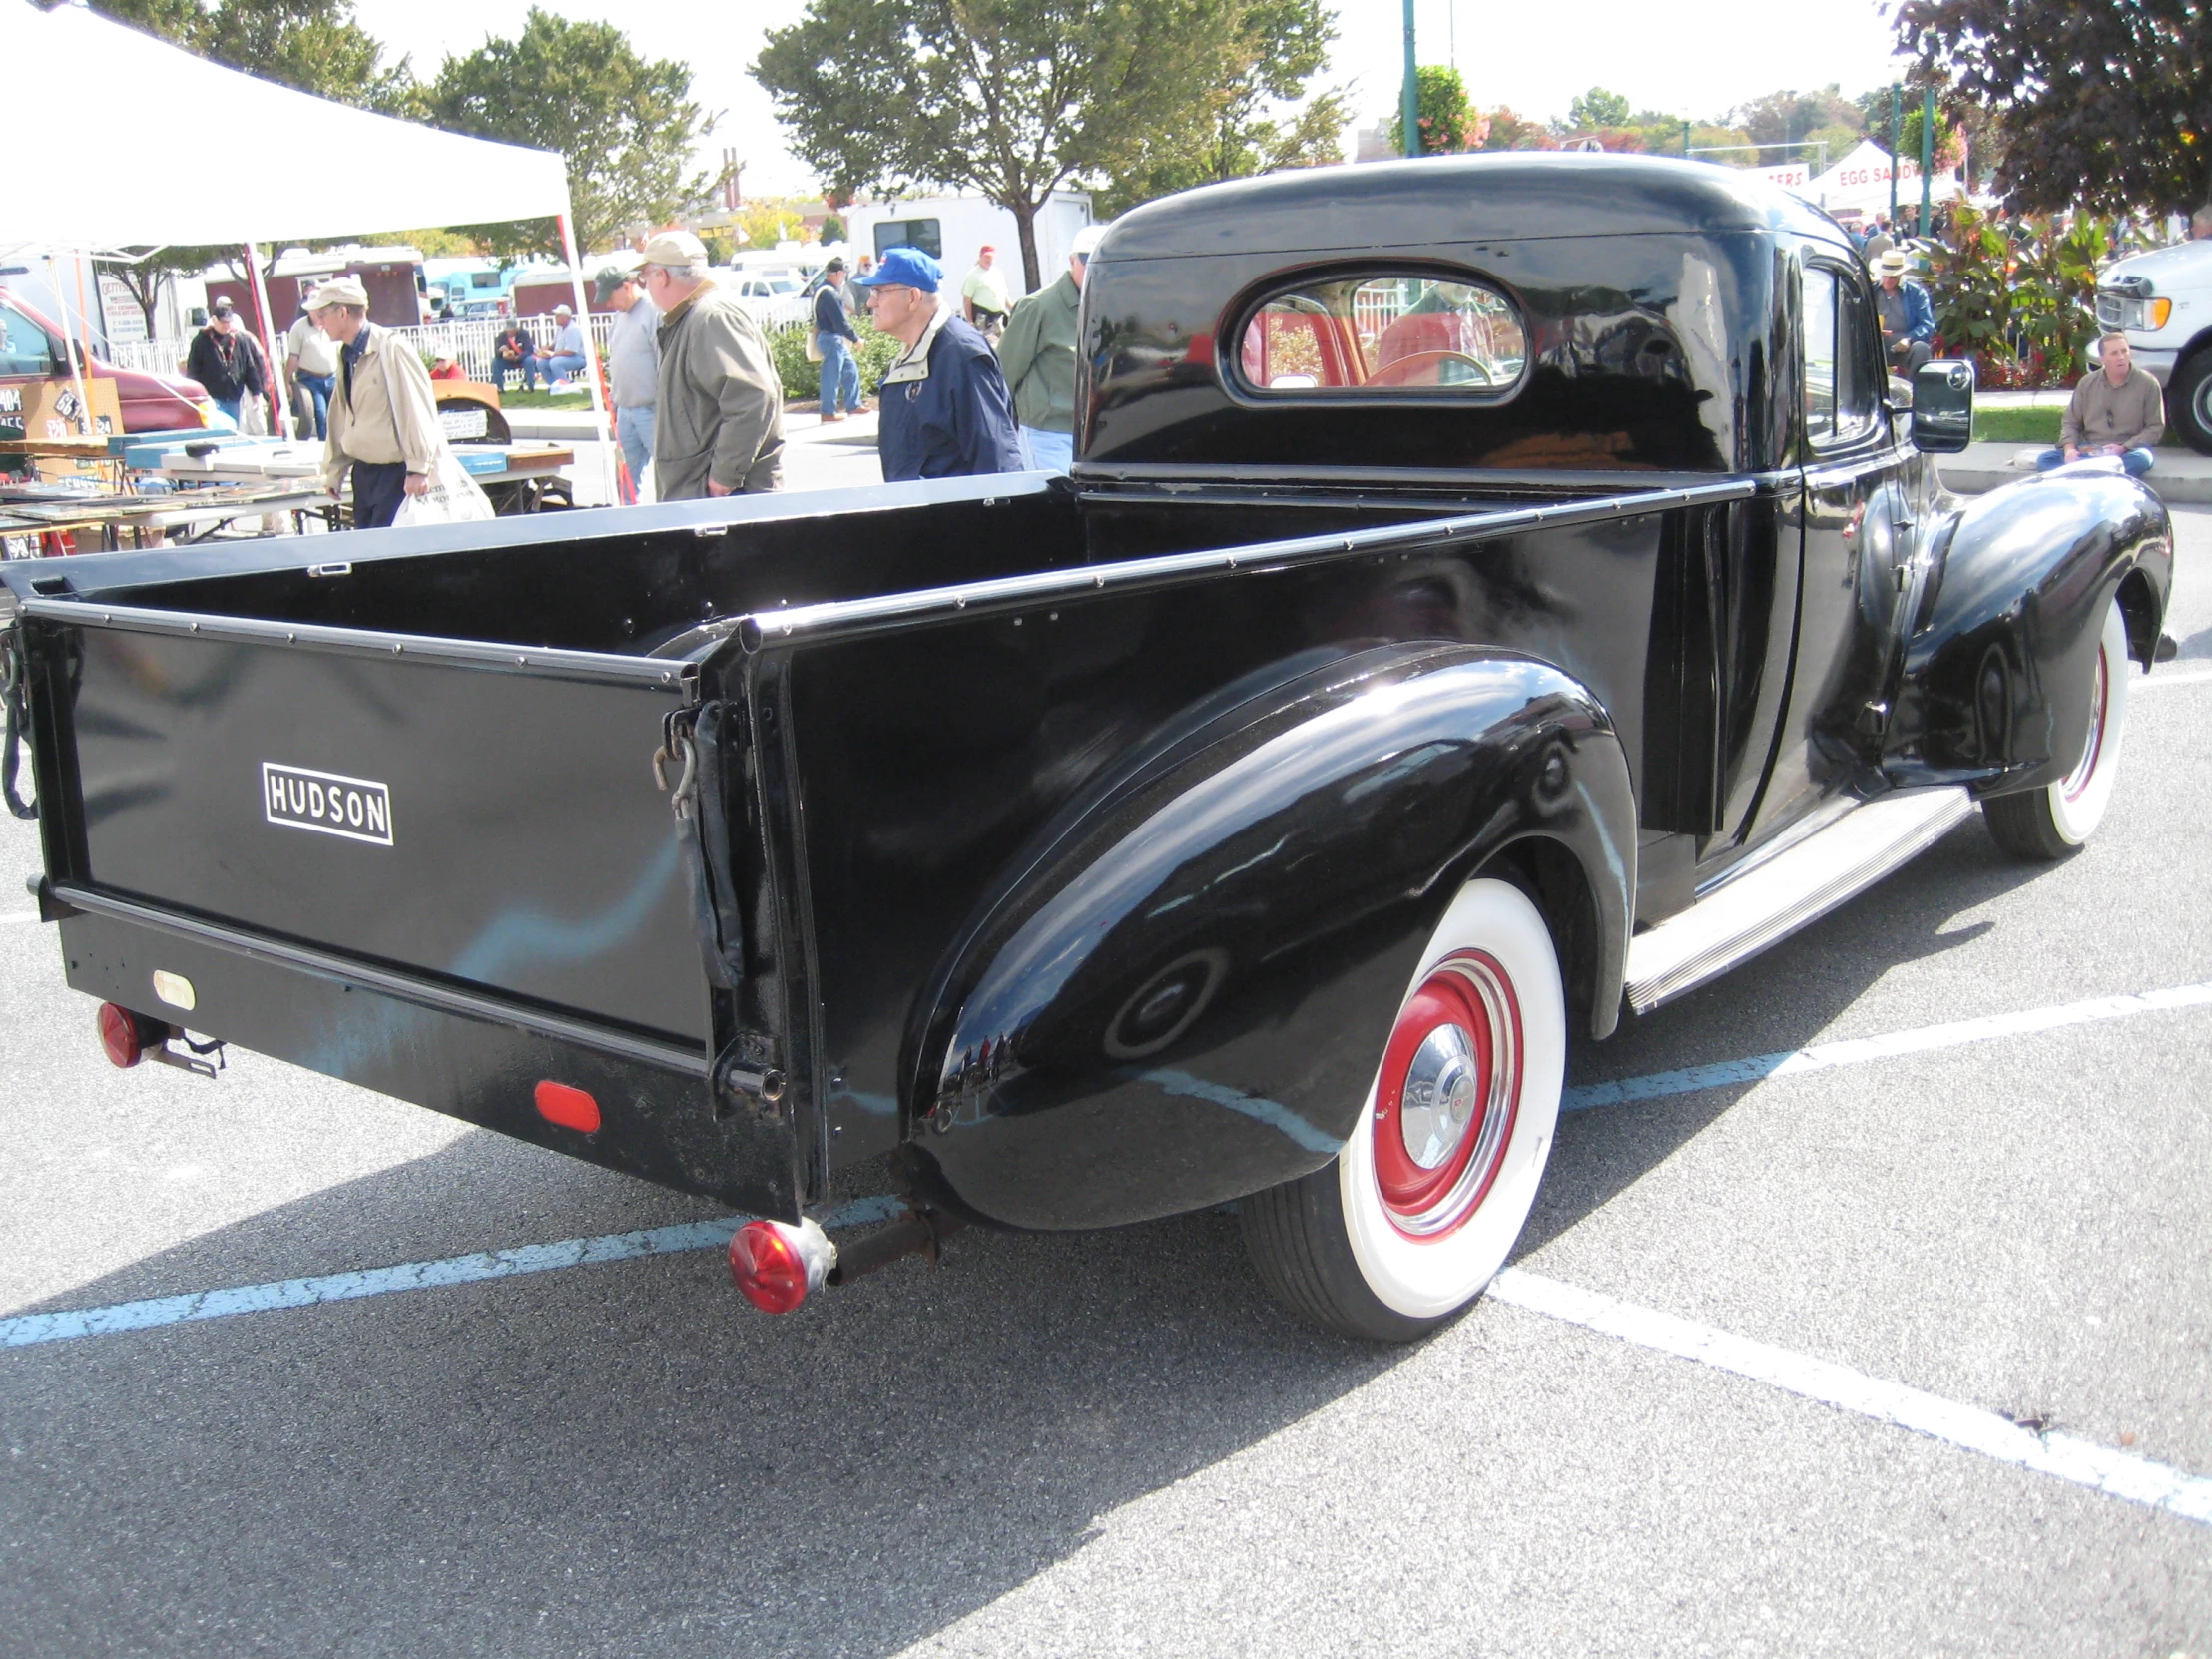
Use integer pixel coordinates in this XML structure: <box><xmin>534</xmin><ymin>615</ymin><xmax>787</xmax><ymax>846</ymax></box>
<box><xmin>853</xmin><ymin>247</ymin><xmax>942</xmax><ymax>292</ymax></box>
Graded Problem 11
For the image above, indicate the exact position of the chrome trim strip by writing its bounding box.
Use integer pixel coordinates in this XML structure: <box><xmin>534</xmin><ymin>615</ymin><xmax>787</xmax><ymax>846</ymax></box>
<box><xmin>1623</xmin><ymin>787</ymin><xmax>1973</xmax><ymax>1014</ymax></box>
<box><xmin>740</xmin><ymin>479</ymin><xmax>1758</xmax><ymax>649</ymax></box>
<box><xmin>20</xmin><ymin>598</ymin><xmax>694</xmax><ymax>689</ymax></box>
<box><xmin>54</xmin><ymin>883</ymin><xmax>711</xmax><ymax>1076</ymax></box>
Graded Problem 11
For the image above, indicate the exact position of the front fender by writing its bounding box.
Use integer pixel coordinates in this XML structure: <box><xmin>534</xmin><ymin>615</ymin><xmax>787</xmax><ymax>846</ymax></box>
<box><xmin>904</xmin><ymin>643</ymin><xmax>1635</xmax><ymax>1231</ymax></box>
<box><xmin>1888</xmin><ymin>465</ymin><xmax>2170</xmax><ymax>790</ymax></box>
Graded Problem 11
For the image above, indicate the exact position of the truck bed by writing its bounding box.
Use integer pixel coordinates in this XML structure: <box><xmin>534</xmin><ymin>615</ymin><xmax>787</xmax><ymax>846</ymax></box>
<box><xmin>5</xmin><ymin>471</ymin><xmax>1750</xmax><ymax>1218</ymax></box>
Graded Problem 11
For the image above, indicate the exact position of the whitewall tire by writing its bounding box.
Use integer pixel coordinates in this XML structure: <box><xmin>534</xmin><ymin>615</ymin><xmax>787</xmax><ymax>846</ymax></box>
<box><xmin>1985</xmin><ymin>595</ymin><xmax>2130</xmax><ymax>859</ymax></box>
<box><xmin>1241</xmin><ymin>875</ymin><xmax>1565</xmax><ymax>1341</ymax></box>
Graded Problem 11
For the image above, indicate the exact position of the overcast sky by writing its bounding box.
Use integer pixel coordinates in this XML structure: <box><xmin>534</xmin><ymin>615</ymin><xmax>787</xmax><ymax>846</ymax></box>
<box><xmin>364</xmin><ymin>0</ymin><xmax>1913</xmax><ymax>201</ymax></box>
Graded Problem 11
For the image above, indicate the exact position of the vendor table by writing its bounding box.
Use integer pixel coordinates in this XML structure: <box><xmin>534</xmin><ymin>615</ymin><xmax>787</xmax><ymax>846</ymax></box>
<box><xmin>0</xmin><ymin>484</ymin><xmax>330</xmax><ymax>551</ymax></box>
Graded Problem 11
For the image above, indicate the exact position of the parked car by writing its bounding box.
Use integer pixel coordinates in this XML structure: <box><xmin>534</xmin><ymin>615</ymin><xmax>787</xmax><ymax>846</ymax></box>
<box><xmin>0</xmin><ymin>155</ymin><xmax>2173</xmax><ymax>1343</ymax></box>
<box><xmin>0</xmin><ymin>287</ymin><xmax>218</xmax><ymax>433</ymax></box>
<box><xmin>2093</xmin><ymin>236</ymin><xmax>2212</xmax><ymax>453</ymax></box>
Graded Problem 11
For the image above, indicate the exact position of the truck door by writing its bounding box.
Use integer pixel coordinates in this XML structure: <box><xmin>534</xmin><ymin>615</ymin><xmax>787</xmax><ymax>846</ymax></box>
<box><xmin>1751</xmin><ymin>257</ymin><xmax>1913</xmax><ymax>834</ymax></box>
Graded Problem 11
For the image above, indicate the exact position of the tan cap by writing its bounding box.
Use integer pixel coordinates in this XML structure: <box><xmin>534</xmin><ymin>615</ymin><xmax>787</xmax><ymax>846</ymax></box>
<box><xmin>306</xmin><ymin>276</ymin><xmax>369</xmax><ymax>309</ymax></box>
<box><xmin>641</xmin><ymin>230</ymin><xmax>708</xmax><ymax>268</ymax></box>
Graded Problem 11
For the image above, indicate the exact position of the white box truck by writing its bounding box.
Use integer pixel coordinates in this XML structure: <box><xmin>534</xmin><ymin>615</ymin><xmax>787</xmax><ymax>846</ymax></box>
<box><xmin>845</xmin><ymin>192</ymin><xmax>1094</xmax><ymax>300</ymax></box>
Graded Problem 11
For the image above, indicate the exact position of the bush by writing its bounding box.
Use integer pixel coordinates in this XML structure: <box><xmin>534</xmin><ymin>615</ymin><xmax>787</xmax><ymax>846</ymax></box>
<box><xmin>1922</xmin><ymin>206</ymin><xmax>2110</xmax><ymax>388</ymax></box>
<box><xmin>768</xmin><ymin>316</ymin><xmax>905</xmax><ymax>402</ymax></box>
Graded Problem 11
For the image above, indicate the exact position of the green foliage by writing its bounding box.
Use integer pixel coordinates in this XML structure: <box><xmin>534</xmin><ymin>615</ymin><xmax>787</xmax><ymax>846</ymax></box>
<box><xmin>1920</xmin><ymin>205</ymin><xmax>2111</xmax><ymax>386</ymax></box>
<box><xmin>1566</xmin><ymin>87</ymin><xmax>1632</xmax><ymax>132</ymax></box>
<box><xmin>1380</xmin><ymin>66</ymin><xmax>1471</xmax><ymax>156</ymax></box>
<box><xmin>821</xmin><ymin>214</ymin><xmax>847</xmax><ymax>245</ymax></box>
<box><xmin>1099</xmin><ymin>0</ymin><xmax>1345</xmax><ymax>212</ymax></box>
<box><xmin>768</xmin><ymin>319</ymin><xmax>905</xmax><ymax>401</ymax></box>
<box><xmin>1897</xmin><ymin>0</ymin><xmax>2212</xmax><ymax>212</ymax></box>
<box><xmin>756</xmin><ymin>0</ymin><xmax>1248</xmax><ymax>290</ymax></box>
<box><xmin>427</xmin><ymin>9</ymin><xmax>717</xmax><ymax>257</ymax></box>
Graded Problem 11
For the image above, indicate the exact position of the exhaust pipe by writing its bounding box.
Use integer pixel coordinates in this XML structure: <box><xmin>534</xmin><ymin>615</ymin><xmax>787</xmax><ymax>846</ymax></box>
<box><xmin>728</xmin><ymin>1203</ymin><xmax>966</xmax><ymax>1314</ymax></box>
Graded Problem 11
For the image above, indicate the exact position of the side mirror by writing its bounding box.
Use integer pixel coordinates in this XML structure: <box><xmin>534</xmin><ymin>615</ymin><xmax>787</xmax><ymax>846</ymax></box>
<box><xmin>1911</xmin><ymin>358</ymin><xmax>1974</xmax><ymax>454</ymax></box>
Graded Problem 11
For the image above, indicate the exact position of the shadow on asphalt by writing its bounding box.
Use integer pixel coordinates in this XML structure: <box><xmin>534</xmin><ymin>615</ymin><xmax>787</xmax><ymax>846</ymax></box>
<box><xmin>1</xmin><ymin>818</ymin><xmax>2056</xmax><ymax>1659</ymax></box>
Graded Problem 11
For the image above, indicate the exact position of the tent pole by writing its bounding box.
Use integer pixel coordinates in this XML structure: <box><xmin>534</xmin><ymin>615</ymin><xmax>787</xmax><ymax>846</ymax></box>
<box><xmin>242</xmin><ymin>243</ymin><xmax>292</xmax><ymax>441</ymax></box>
<box><xmin>45</xmin><ymin>253</ymin><xmax>97</xmax><ymax>451</ymax></box>
<box><xmin>557</xmin><ymin>211</ymin><xmax>619</xmax><ymax>507</ymax></box>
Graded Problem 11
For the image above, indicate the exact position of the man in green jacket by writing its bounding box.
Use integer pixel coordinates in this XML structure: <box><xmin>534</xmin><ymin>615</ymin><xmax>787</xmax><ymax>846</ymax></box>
<box><xmin>997</xmin><ymin>222</ymin><xmax>1106</xmax><ymax>473</ymax></box>
<box><xmin>640</xmin><ymin>230</ymin><xmax>784</xmax><ymax>499</ymax></box>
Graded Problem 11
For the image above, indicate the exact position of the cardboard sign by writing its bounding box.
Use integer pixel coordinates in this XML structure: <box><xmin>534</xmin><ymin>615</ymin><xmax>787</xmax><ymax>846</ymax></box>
<box><xmin>0</xmin><ymin>375</ymin><xmax>121</xmax><ymax>443</ymax></box>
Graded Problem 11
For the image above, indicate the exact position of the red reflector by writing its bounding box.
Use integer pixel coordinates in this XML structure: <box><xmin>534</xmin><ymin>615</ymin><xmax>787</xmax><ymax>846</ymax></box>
<box><xmin>533</xmin><ymin>1080</ymin><xmax>602</xmax><ymax>1133</ymax></box>
<box><xmin>730</xmin><ymin>1220</ymin><xmax>816</xmax><ymax>1314</ymax></box>
<box><xmin>98</xmin><ymin>1003</ymin><xmax>150</xmax><ymax>1069</ymax></box>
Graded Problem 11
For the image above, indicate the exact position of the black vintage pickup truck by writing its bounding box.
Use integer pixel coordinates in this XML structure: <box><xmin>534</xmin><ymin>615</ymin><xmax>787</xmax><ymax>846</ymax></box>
<box><xmin>1</xmin><ymin>156</ymin><xmax>2172</xmax><ymax>1341</ymax></box>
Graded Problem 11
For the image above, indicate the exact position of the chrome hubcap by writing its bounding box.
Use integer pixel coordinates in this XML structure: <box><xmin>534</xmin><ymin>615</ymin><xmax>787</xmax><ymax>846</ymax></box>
<box><xmin>1400</xmin><ymin>1025</ymin><xmax>1480</xmax><ymax>1169</ymax></box>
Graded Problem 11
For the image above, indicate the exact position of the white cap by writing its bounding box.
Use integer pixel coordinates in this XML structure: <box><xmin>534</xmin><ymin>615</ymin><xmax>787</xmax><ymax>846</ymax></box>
<box><xmin>641</xmin><ymin>229</ymin><xmax>709</xmax><ymax>268</ymax></box>
<box><xmin>1070</xmin><ymin>222</ymin><xmax>1109</xmax><ymax>259</ymax></box>
<box><xmin>553</xmin><ymin>303</ymin><xmax>573</xmax><ymax>316</ymax></box>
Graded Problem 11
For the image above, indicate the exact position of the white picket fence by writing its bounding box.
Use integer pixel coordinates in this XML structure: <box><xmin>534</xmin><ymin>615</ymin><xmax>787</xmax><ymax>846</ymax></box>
<box><xmin>110</xmin><ymin>309</ymin><xmax>810</xmax><ymax>384</ymax></box>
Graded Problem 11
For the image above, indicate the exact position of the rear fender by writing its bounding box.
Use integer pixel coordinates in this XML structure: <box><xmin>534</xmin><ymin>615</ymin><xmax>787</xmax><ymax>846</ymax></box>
<box><xmin>903</xmin><ymin>644</ymin><xmax>1634</xmax><ymax>1231</ymax></box>
<box><xmin>1888</xmin><ymin>468</ymin><xmax>2170</xmax><ymax>791</ymax></box>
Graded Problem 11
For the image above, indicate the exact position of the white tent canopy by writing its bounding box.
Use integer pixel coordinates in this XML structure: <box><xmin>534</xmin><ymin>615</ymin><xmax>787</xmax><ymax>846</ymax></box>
<box><xmin>6</xmin><ymin>1</ymin><xmax>572</xmax><ymax>250</ymax></box>
<box><xmin>1797</xmin><ymin>140</ymin><xmax>1962</xmax><ymax>221</ymax></box>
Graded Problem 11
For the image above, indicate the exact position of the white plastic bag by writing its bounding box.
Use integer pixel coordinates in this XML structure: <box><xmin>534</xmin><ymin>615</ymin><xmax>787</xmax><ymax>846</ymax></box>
<box><xmin>391</xmin><ymin>454</ymin><xmax>496</xmax><ymax>528</ymax></box>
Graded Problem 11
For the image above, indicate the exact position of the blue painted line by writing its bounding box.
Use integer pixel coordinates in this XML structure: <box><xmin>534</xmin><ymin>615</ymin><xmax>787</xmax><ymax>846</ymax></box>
<box><xmin>0</xmin><ymin>1194</ymin><xmax>895</xmax><ymax>1352</ymax></box>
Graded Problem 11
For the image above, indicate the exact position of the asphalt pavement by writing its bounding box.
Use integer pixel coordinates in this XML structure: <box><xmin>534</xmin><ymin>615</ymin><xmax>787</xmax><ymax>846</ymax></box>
<box><xmin>1</xmin><ymin>505</ymin><xmax>2208</xmax><ymax>1656</ymax></box>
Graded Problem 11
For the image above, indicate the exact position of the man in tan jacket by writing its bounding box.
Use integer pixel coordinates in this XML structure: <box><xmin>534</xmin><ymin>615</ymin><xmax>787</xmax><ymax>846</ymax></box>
<box><xmin>639</xmin><ymin>231</ymin><xmax>783</xmax><ymax>499</ymax></box>
<box><xmin>2038</xmin><ymin>334</ymin><xmax>2164</xmax><ymax>478</ymax></box>
<box><xmin>306</xmin><ymin>277</ymin><xmax>443</xmax><ymax>528</ymax></box>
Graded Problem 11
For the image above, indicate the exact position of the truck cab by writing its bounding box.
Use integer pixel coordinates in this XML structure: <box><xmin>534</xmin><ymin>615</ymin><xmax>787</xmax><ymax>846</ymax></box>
<box><xmin>0</xmin><ymin>286</ymin><xmax>218</xmax><ymax>434</ymax></box>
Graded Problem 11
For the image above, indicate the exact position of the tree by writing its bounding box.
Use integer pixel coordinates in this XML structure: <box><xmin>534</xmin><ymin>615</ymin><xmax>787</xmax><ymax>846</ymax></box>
<box><xmin>1731</xmin><ymin>85</ymin><xmax>1864</xmax><ymax>162</ymax></box>
<box><xmin>429</xmin><ymin>9</ymin><xmax>718</xmax><ymax>257</ymax></box>
<box><xmin>1566</xmin><ymin>86</ymin><xmax>1632</xmax><ymax>132</ymax></box>
<box><xmin>83</xmin><ymin>0</ymin><xmax>420</xmax><ymax>112</ymax></box>
<box><xmin>755</xmin><ymin>0</ymin><xmax>1246</xmax><ymax>290</ymax></box>
<box><xmin>1095</xmin><ymin>0</ymin><xmax>1345</xmax><ymax>215</ymax></box>
<box><xmin>1478</xmin><ymin>107</ymin><xmax>1556</xmax><ymax>152</ymax></box>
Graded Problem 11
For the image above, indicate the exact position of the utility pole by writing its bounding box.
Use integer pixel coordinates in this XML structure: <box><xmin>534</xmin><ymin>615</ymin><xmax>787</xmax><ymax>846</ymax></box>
<box><xmin>1401</xmin><ymin>0</ymin><xmax>1418</xmax><ymax>157</ymax></box>
<box><xmin>1919</xmin><ymin>87</ymin><xmax>1935</xmax><ymax>236</ymax></box>
<box><xmin>1888</xmin><ymin>85</ymin><xmax>1900</xmax><ymax>227</ymax></box>
<box><xmin>1681</xmin><ymin>119</ymin><xmax>1692</xmax><ymax>159</ymax></box>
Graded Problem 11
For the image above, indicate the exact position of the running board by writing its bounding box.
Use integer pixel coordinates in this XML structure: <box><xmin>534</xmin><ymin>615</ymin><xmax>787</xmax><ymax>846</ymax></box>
<box><xmin>1622</xmin><ymin>788</ymin><xmax>1974</xmax><ymax>1014</ymax></box>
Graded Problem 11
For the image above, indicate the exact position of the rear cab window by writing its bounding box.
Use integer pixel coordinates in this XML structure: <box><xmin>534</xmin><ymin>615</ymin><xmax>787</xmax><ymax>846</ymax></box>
<box><xmin>1235</xmin><ymin>273</ymin><xmax>1527</xmax><ymax>397</ymax></box>
<box><xmin>0</xmin><ymin>304</ymin><xmax>58</xmax><ymax>378</ymax></box>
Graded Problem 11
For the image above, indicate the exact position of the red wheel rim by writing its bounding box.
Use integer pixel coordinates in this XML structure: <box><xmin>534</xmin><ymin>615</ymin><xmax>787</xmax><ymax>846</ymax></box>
<box><xmin>2061</xmin><ymin>640</ymin><xmax>2109</xmax><ymax>804</ymax></box>
<box><xmin>1370</xmin><ymin>950</ymin><xmax>1523</xmax><ymax>1239</ymax></box>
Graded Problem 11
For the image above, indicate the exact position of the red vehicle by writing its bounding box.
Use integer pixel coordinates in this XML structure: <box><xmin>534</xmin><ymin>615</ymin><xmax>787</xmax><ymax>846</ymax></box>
<box><xmin>0</xmin><ymin>287</ymin><xmax>219</xmax><ymax>434</ymax></box>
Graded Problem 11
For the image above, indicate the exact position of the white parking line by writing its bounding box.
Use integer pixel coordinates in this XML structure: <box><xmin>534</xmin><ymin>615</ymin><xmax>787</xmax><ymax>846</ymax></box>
<box><xmin>1565</xmin><ymin>979</ymin><xmax>2212</xmax><ymax>1111</ymax></box>
<box><xmin>1488</xmin><ymin>1269</ymin><xmax>2212</xmax><ymax>1527</ymax></box>
<box><xmin>2137</xmin><ymin>665</ymin><xmax>2212</xmax><ymax>690</ymax></box>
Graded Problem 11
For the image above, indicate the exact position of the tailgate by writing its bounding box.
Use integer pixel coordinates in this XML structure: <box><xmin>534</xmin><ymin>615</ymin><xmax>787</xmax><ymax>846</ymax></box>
<box><xmin>23</xmin><ymin>599</ymin><xmax>707</xmax><ymax>1046</ymax></box>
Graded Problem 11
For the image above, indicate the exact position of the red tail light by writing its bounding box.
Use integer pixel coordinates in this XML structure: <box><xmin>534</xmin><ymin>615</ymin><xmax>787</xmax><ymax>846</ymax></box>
<box><xmin>97</xmin><ymin>1003</ymin><xmax>164</xmax><ymax>1069</ymax></box>
<box><xmin>533</xmin><ymin>1080</ymin><xmax>602</xmax><ymax>1133</ymax></box>
<box><xmin>729</xmin><ymin>1218</ymin><xmax>834</xmax><ymax>1314</ymax></box>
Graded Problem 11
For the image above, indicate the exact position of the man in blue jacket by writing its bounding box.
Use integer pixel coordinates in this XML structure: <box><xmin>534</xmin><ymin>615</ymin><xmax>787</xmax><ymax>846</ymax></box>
<box><xmin>853</xmin><ymin>248</ymin><xmax>1024</xmax><ymax>481</ymax></box>
<box><xmin>1873</xmin><ymin>250</ymin><xmax>1936</xmax><ymax>375</ymax></box>
<box><xmin>814</xmin><ymin>258</ymin><xmax>861</xmax><ymax>422</ymax></box>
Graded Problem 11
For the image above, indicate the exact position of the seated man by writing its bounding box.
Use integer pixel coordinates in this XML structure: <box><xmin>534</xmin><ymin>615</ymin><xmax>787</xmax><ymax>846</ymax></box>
<box><xmin>491</xmin><ymin>320</ymin><xmax>537</xmax><ymax>392</ymax></box>
<box><xmin>2036</xmin><ymin>334</ymin><xmax>2162</xmax><ymax>477</ymax></box>
<box><xmin>540</xmin><ymin>304</ymin><xmax>589</xmax><ymax>387</ymax></box>
<box><xmin>1872</xmin><ymin>251</ymin><xmax>1935</xmax><ymax>376</ymax></box>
